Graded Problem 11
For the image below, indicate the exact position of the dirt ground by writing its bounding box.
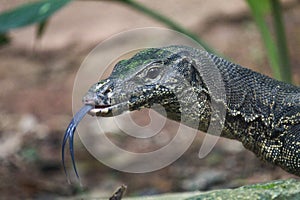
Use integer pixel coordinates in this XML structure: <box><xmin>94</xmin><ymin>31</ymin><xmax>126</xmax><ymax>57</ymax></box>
<box><xmin>1</xmin><ymin>0</ymin><xmax>300</xmax><ymax>199</ymax></box>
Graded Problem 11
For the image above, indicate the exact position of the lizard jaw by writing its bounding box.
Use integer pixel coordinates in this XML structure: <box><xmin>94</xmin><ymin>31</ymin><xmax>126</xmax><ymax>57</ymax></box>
<box><xmin>89</xmin><ymin>105</ymin><xmax>111</xmax><ymax>114</ymax></box>
<box><xmin>88</xmin><ymin>101</ymin><xmax>130</xmax><ymax>117</ymax></box>
<box><xmin>89</xmin><ymin>106</ymin><xmax>111</xmax><ymax>115</ymax></box>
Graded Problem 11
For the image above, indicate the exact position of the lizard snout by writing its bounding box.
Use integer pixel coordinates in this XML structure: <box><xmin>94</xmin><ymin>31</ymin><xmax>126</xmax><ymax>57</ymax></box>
<box><xmin>82</xmin><ymin>79</ymin><xmax>114</xmax><ymax>115</ymax></box>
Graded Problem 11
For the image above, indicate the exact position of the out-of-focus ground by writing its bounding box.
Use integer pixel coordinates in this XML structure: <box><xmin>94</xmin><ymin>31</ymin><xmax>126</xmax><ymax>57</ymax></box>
<box><xmin>0</xmin><ymin>0</ymin><xmax>300</xmax><ymax>199</ymax></box>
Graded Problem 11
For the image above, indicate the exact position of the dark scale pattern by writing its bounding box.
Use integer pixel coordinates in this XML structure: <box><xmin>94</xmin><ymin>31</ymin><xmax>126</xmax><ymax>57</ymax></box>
<box><xmin>209</xmin><ymin>51</ymin><xmax>300</xmax><ymax>176</ymax></box>
<box><xmin>83</xmin><ymin>45</ymin><xmax>300</xmax><ymax>176</ymax></box>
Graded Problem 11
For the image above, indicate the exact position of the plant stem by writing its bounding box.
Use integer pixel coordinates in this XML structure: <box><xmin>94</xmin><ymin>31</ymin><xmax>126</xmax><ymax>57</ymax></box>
<box><xmin>118</xmin><ymin>0</ymin><xmax>216</xmax><ymax>54</ymax></box>
<box><xmin>246</xmin><ymin>0</ymin><xmax>282</xmax><ymax>81</ymax></box>
<box><xmin>270</xmin><ymin>0</ymin><xmax>292</xmax><ymax>83</ymax></box>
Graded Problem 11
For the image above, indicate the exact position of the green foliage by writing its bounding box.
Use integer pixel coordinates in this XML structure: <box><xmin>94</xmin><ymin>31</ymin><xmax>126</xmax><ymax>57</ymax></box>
<box><xmin>0</xmin><ymin>0</ymin><xmax>293</xmax><ymax>82</ymax></box>
<box><xmin>0</xmin><ymin>0</ymin><xmax>71</xmax><ymax>33</ymax></box>
<box><xmin>120</xmin><ymin>0</ymin><xmax>293</xmax><ymax>83</ymax></box>
<box><xmin>247</xmin><ymin>0</ymin><xmax>271</xmax><ymax>15</ymax></box>
<box><xmin>118</xmin><ymin>0</ymin><xmax>292</xmax><ymax>83</ymax></box>
<box><xmin>270</xmin><ymin>0</ymin><xmax>292</xmax><ymax>83</ymax></box>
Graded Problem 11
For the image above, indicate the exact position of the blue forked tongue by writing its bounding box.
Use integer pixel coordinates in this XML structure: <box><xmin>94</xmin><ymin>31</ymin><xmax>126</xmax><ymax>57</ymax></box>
<box><xmin>62</xmin><ymin>105</ymin><xmax>93</xmax><ymax>184</ymax></box>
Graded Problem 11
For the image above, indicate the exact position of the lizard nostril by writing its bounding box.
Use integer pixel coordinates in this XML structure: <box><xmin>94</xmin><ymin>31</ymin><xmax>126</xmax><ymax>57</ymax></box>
<box><xmin>103</xmin><ymin>88</ymin><xmax>112</xmax><ymax>95</ymax></box>
<box><xmin>83</xmin><ymin>99</ymin><xmax>95</xmax><ymax>105</ymax></box>
<box><xmin>82</xmin><ymin>92</ymin><xmax>97</xmax><ymax>105</ymax></box>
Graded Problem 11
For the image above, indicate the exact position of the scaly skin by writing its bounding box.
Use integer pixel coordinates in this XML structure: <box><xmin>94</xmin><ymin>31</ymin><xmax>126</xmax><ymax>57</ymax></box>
<box><xmin>83</xmin><ymin>45</ymin><xmax>300</xmax><ymax>176</ymax></box>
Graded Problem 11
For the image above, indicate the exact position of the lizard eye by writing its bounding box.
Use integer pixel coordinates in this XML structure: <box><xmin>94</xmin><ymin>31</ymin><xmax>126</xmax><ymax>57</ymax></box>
<box><xmin>146</xmin><ymin>67</ymin><xmax>161</xmax><ymax>79</ymax></box>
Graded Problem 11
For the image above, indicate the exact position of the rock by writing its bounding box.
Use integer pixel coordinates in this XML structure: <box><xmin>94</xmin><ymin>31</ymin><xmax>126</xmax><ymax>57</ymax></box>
<box><xmin>218</xmin><ymin>138</ymin><xmax>245</xmax><ymax>153</ymax></box>
<box><xmin>0</xmin><ymin>113</ymin><xmax>50</xmax><ymax>159</ymax></box>
<box><xmin>186</xmin><ymin>179</ymin><xmax>300</xmax><ymax>200</ymax></box>
<box><xmin>120</xmin><ymin>179</ymin><xmax>300</xmax><ymax>200</ymax></box>
<box><xmin>182</xmin><ymin>170</ymin><xmax>227</xmax><ymax>191</ymax></box>
<box><xmin>0</xmin><ymin>131</ymin><xmax>22</xmax><ymax>159</ymax></box>
<box><xmin>18</xmin><ymin>114</ymin><xmax>49</xmax><ymax>139</ymax></box>
<box><xmin>18</xmin><ymin>114</ymin><xmax>38</xmax><ymax>133</ymax></box>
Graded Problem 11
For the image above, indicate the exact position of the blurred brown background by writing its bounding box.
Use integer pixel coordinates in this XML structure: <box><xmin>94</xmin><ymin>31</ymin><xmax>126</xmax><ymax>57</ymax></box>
<box><xmin>0</xmin><ymin>0</ymin><xmax>300</xmax><ymax>199</ymax></box>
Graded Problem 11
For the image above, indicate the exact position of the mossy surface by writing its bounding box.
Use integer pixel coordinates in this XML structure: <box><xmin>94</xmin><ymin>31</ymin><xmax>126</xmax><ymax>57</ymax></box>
<box><xmin>121</xmin><ymin>179</ymin><xmax>300</xmax><ymax>200</ymax></box>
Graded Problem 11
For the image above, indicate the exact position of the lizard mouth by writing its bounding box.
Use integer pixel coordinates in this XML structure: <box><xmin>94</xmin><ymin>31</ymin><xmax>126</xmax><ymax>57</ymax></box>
<box><xmin>89</xmin><ymin>105</ymin><xmax>111</xmax><ymax>115</ymax></box>
<box><xmin>88</xmin><ymin>102</ymin><xmax>129</xmax><ymax>117</ymax></box>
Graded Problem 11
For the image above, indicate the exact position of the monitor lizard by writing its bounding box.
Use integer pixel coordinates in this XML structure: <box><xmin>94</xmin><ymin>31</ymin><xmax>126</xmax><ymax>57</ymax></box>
<box><xmin>63</xmin><ymin>45</ymin><xmax>300</xmax><ymax>179</ymax></box>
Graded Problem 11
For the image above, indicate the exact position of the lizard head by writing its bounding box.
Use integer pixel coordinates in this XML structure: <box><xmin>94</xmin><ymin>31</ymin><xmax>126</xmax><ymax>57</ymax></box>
<box><xmin>83</xmin><ymin>45</ymin><xmax>209</xmax><ymax>121</ymax></box>
<box><xmin>63</xmin><ymin>45</ymin><xmax>220</xmax><ymax>181</ymax></box>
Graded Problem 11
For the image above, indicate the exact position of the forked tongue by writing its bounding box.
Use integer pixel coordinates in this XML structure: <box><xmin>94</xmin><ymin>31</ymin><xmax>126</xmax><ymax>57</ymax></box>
<box><xmin>62</xmin><ymin>105</ymin><xmax>93</xmax><ymax>184</ymax></box>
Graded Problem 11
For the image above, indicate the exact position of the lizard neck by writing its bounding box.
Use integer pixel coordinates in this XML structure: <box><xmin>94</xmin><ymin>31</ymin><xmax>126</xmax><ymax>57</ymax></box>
<box><xmin>207</xmin><ymin>54</ymin><xmax>300</xmax><ymax>176</ymax></box>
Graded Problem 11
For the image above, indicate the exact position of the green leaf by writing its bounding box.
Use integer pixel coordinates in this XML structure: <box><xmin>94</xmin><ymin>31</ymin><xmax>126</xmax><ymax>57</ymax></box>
<box><xmin>270</xmin><ymin>0</ymin><xmax>292</xmax><ymax>83</ymax></box>
<box><xmin>0</xmin><ymin>0</ymin><xmax>71</xmax><ymax>34</ymax></box>
<box><xmin>246</xmin><ymin>0</ymin><xmax>282</xmax><ymax>81</ymax></box>
<box><xmin>246</xmin><ymin>0</ymin><xmax>271</xmax><ymax>16</ymax></box>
